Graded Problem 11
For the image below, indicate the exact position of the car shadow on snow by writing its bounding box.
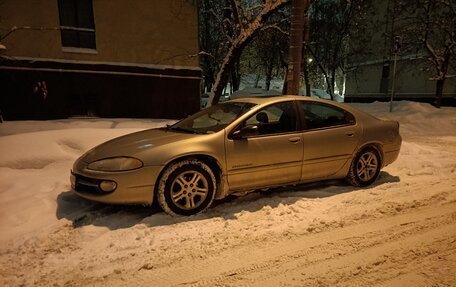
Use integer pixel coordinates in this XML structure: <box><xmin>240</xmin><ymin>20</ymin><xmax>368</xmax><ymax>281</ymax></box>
<box><xmin>56</xmin><ymin>171</ymin><xmax>400</xmax><ymax>230</ymax></box>
<box><xmin>212</xmin><ymin>171</ymin><xmax>400</xmax><ymax>220</ymax></box>
<box><xmin>56</xmin><ymin>191</ymin><xmax>162</xmax><ymax>229</ymax></box>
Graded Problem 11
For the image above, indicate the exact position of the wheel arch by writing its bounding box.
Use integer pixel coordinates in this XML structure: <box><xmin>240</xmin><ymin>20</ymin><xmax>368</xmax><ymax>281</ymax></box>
<box><xmin>355</xmin><ymin>141</ymin><xmax>384</xmax><ymax>166</ymax></box>
<box><xmin>346</xmin><ymin>142</ymin><xmax>384</xmax><ymax>187</ymax></box>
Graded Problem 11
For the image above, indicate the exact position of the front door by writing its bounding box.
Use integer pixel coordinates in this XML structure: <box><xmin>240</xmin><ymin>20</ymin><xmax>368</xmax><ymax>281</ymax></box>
<box><xmin>225</xmin><ymin>101</ymin><xmax>303</xmax><ymax>191</ymax></box>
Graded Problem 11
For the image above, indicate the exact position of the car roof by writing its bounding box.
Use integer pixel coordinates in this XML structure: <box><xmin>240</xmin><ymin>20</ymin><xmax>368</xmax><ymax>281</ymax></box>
<box><xmin>229</xmin><ymin>95</ymin><xmax>338</xmax><ymax>106</ymax></box>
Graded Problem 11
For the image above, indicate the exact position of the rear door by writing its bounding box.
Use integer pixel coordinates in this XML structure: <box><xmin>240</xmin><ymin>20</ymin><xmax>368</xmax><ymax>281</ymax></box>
<box><xmin>298</xmin><ymin>101</ymin><xmax>361</xmax><ymax>180</ymax></box>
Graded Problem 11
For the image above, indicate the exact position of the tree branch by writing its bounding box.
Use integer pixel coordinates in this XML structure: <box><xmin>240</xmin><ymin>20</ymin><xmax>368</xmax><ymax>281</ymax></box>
<box><xmin>260</xmin><ymin>24</ymin><xmax>289</xmax><ymax>35</ymax></box>
<box><xmin>229</xmin><ymin>0</ymin><xmax>242</xmax><ymax>30</ymax></box>
<box><xmin>1</xmin><ymin>26</ymin><xmax>60</xmax><ymax>41</ymax></box>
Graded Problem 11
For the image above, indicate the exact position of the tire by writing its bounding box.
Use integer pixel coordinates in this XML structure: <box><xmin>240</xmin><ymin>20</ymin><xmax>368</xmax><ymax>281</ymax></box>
<box><xmin>157</xmin><ymin>159</ymin><xmax>216</xmax><ymax>216</ymax></box>
<box><xmin>347</xmin><ymin>147</ymin><xmax>381</xmax><ymax>187</ymax></box>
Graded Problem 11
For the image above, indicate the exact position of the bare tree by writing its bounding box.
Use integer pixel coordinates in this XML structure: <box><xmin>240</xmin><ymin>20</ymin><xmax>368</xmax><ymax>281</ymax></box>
<box><xmin>241</xmin><ymin>13</ymin><xmax>289</xmax><ymax>91</ymax></box>
<box><xmin>306</xmin><ymin>0</ymin><xmax>372</xmax><ymax>99</ymax></box>
<box><xmin>387</xmin><ymin>0</ymin><xmax>455</xmax><ymax>107</ymax></box>
<box><xmin>415</xmin><ymin>0</ymin><xmax>455</xmax><ymax>107</ymax></box>
<box><xmin>198</xmin><ymin>0</ymin><xmax>228</xmax><ymax>93</ymax></box>
<box><xmin>206</xmin><ymin>0</ymin><xmax>291</xmax><ymax>106</ymax></box>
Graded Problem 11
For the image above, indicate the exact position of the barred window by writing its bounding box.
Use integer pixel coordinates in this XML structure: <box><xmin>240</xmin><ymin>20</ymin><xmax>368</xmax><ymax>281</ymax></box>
<box><xmin>58</xmin><ymin>0</ymin><xmax>96</xmax><ymax>49</ymax></box>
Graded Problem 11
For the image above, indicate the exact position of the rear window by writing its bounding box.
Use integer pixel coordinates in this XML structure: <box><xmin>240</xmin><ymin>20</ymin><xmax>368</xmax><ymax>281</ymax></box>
<box><xmin>299</xmin><ymin>102</ymin><xmax>355</xmax><ymax>130</ymax></box>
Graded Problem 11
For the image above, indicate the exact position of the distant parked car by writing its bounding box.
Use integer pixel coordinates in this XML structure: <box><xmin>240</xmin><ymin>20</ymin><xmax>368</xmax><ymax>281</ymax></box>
<box><xmin>71</xmin><ymin>96</ymin><xmax>401</xmax><ymax>216</ymax></box>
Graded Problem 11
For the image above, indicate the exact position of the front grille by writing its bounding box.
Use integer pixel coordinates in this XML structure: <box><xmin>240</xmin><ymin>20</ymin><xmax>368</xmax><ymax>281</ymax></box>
<box><xmin>73</xmin><ymin>173</ymin><xmax>113</xmax><ymax>195</ymax></box>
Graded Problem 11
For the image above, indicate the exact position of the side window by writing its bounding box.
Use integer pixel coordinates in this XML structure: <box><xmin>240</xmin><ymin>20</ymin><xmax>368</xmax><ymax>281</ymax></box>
<box><xmin>299</xmin><ymin>102</ymin><xmax>355</xmax><ymax>130</ymax></box>
<box><xmin>243</xmin><ymin>101</ymin><xmax>297</xmax><ymax>135</ymax></box>
<box><xmin>58</xmin><ymin>0</ymin><xmax>96</xmax><ymax>49</ymax></box>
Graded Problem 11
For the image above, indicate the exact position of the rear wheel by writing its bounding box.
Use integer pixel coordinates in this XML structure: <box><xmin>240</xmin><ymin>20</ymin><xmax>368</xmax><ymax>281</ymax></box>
<box><xmin>347</xmin><ymin>147</ymin><xmax>381</xmax><ymax>187</ymax></box>
<box><xmin>157</xmin><ymin>159</ymin><xmax>216</xmax><ymax>216</ymax></box>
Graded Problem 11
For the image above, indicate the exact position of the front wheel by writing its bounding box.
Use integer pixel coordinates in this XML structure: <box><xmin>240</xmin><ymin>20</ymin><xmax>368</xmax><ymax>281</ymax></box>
<box><xmin>347</xmin><ymin>148</ymin><xmax>381</xmax><ymax>187</ymax></box>
<box><xmin>157</xmin><ymin>159</ymin><xmax>216</xmax><ymax>216</ymax></box>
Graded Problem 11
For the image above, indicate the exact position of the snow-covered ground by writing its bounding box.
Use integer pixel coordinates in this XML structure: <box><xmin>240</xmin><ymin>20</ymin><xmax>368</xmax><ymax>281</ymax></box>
<box><xmin>0</xmin><ymin>101</ymin><xmax>455</xmax><ymax>286</ymax></box>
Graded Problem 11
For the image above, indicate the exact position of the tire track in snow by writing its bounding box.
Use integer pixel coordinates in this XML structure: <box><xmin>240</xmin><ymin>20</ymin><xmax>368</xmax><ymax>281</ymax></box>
<box><xmin>115</xmin><ymin>202</ymin><xmax>456</xmax><ymax>287</ymax></box>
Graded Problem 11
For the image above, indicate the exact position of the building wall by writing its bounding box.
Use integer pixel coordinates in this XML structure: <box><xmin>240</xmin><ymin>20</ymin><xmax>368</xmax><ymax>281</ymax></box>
<box><xmin>345</xmin><ymin>0</ymin><xmax>456</xmax><ymax>102</ymax></box>
<box><xmin>348</xmin><ymin>59</ymin><xmax>454</xmax><ymax>96</ymax></box>
<box><xmin>0</xmin><ymin>0</ymin><xmax>201</xmax><ymax>120</ymax></box>
<box><xmin>0</xmin><ymin>0</ymin><xmax>199</xmax><ymax>67</ymax></box>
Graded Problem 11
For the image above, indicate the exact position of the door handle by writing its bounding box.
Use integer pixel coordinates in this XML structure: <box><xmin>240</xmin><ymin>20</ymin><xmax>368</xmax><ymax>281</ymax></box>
<box><xmin>288</xmin><ymin>137</ymin><xmax>301</xmax><ymax>143</ymax></box>
<box><xmin>345</xmin><ymin>132</ymin><xmax>355</xmax><ymax>137</ymax></box>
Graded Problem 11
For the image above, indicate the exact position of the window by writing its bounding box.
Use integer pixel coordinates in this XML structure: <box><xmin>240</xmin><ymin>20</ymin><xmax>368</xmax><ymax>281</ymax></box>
<box><xmin>243</xmin><ymin>101</ymin><xmax>298</xmax><ymax>135</ymax></box>
<box><xmin>299</xmin><ymin>102</ymin><xmax>355</xmax><ymax>130</ymax></box>
<box><xmin>58</xmin><ymin>0</ymin><xmax>96</xmax><ymax>49</ymax></box>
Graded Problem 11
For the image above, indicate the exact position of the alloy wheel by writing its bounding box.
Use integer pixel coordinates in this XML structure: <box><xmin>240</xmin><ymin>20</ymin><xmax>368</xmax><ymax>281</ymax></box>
<box><xmin>170</xmin><ymin>171</ymin><xmax>209</xmax><ymax>210</ymax></box>
<box><xmin>356</xmin><ymin>151</ymin><xmax>379</xmax><ymax>182</ymax></box>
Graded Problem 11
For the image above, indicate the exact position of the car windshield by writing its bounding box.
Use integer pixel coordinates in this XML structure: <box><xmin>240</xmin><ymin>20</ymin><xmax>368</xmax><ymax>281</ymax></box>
<box><xmin>169</xmin><ymin>102</ymin><xmax>256</xmax><ymax>134</ymax></box>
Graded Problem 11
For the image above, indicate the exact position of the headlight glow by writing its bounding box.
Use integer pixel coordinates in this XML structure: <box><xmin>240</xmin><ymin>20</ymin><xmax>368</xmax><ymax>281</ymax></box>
<box><xmin>87</xmin><ymin>157</ymin><xmax>143</xmax><ymax>172</ymax></box>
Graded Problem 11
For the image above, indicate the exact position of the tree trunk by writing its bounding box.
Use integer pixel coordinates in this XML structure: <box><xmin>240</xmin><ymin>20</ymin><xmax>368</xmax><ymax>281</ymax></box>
<box><xmin>434</xmin><ymin>51</ymin><xmax>451</xmax><ymax>108</ymax></box>
<box><xmin>265</xmin><ymin>60</ymin><xmax>274</xmax><ymax>90</ymax></box>
<box><xmin>302</xmin><ymin>62</ymin><xmax>310</xmax><ymax>96</ymax></box>
<box><xmin>200</xmin><ymin>0</ymin><xmax>217</xmax><ymax>95</ymax></box>
<box><xmin>282</xmin><ymin>68</ymin><xmax>288</xmax><ymax>94</ymax></box>
<box><xmin>435</xmin><ymin>78</ymin><xmax>445</xmax><ymax>108</ymax></box>
<box><xmin>329</xmin><ymin>68</ymin><xmax>336</xmax><ymax>100</ymax></box>
<box><xmin>254</xmin><ymin>74</ymin><xmax>261</xmax><ymax>88</ymax></box>
<box><xmin>231</xmin><ymin>58</ymin><xmax>241</xmax><ymax>92</ymax></box>
<box><xmin>341</xmin><ymin>72</ymin><xmax>347</xmax><ymax>99</ymax></box>
<box><xmin>302</xmin><ymin>4</ymin><xmax>311</xmax><ymax>97</ymax></box>
<box><xmin>322</xmin><ymin>73</ymin><xmax>332</xmax><ymax>98</ymax></box>
<box><xmin>286</xmin><ymin>0</ymin><xmax>307</xmax><ymax>95</ymax></box>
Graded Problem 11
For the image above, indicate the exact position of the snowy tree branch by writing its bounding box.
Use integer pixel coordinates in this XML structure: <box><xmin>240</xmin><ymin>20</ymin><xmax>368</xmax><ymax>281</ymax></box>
<box><xmin>261</xmin><ymin>24</ymin><xmax>289</xmax><ymax>35</ymax></box>
<box><xmin>189</xmin><ymin>51</ymin><xmax>216</xmax><ymax>60</ymax></box>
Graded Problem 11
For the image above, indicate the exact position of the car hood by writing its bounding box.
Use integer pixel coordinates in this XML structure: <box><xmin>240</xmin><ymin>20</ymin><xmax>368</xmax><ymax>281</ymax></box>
<box><xmin>80</xmin><ymin>128</ymin><xmax>198</xmax><ymax>163</ymax></box>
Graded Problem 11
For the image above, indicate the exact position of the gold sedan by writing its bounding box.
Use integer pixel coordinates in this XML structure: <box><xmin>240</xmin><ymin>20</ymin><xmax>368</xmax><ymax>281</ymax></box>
<box><xmin>71</xmin><ymin>96</ymin><xmax>401</xmax><ymax>216</ymax></box>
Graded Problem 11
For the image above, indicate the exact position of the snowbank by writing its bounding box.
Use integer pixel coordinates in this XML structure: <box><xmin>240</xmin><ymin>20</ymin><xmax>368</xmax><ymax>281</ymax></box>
<box><xmin>0</xmin><ymin>119</ymin><xmax>172</xmax><ymax>243</ymax></box>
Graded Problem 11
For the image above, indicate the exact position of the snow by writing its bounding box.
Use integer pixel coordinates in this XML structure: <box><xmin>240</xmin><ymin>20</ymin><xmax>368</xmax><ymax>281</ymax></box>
<box><xmin>1</xmin><ymin>55</ymin><xmax>202</xmax><ymax>71</ymax></box>
<box><xmin>230</xmin><ymin>87</ymin><xmax>282</xmax><ymax>99</ymax></box>
<box><xmin>0</xmin><ymin>101</ymin><xmax>455</xmax><ymax>286</ymax></box>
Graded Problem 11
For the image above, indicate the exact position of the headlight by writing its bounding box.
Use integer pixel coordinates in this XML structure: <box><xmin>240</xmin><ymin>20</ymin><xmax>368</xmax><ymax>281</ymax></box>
<box><xmin>87</xmin><ymin>157</ymin><xmax>143</xmax><ymax>172</ymax></box>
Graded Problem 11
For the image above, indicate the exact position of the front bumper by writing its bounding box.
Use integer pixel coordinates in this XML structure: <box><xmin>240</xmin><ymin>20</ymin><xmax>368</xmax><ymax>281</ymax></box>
<box><xmin>71</xmin><ymin>162</ymin><xmax>163</xmax><ymax>205</ymax></box>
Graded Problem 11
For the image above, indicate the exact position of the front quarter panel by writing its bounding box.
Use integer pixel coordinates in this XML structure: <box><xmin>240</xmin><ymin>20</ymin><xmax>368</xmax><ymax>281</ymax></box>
<box><xmin>71</xmin><ymin>131</ymin><xmax>227</xmax><ymax>205</ymax></box>
<box><xmin>138</xmin><ymin>132</ymin><xmax>226</xmax><ymax>170</ymax></box>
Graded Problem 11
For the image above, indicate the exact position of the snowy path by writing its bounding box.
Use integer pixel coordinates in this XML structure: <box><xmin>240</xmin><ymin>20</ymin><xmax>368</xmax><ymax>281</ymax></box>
<box><xmin>0</xmin><ymin>101</ymin><xmax>455</xmax><ymax>286</ymax></box>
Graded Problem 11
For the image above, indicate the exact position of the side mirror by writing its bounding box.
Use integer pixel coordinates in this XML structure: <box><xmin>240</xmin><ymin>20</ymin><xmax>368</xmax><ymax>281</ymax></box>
<box><xmin>231</xmin><ymin>125</ymin><xmax>259</xmax><ymax>140</ymax></box>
